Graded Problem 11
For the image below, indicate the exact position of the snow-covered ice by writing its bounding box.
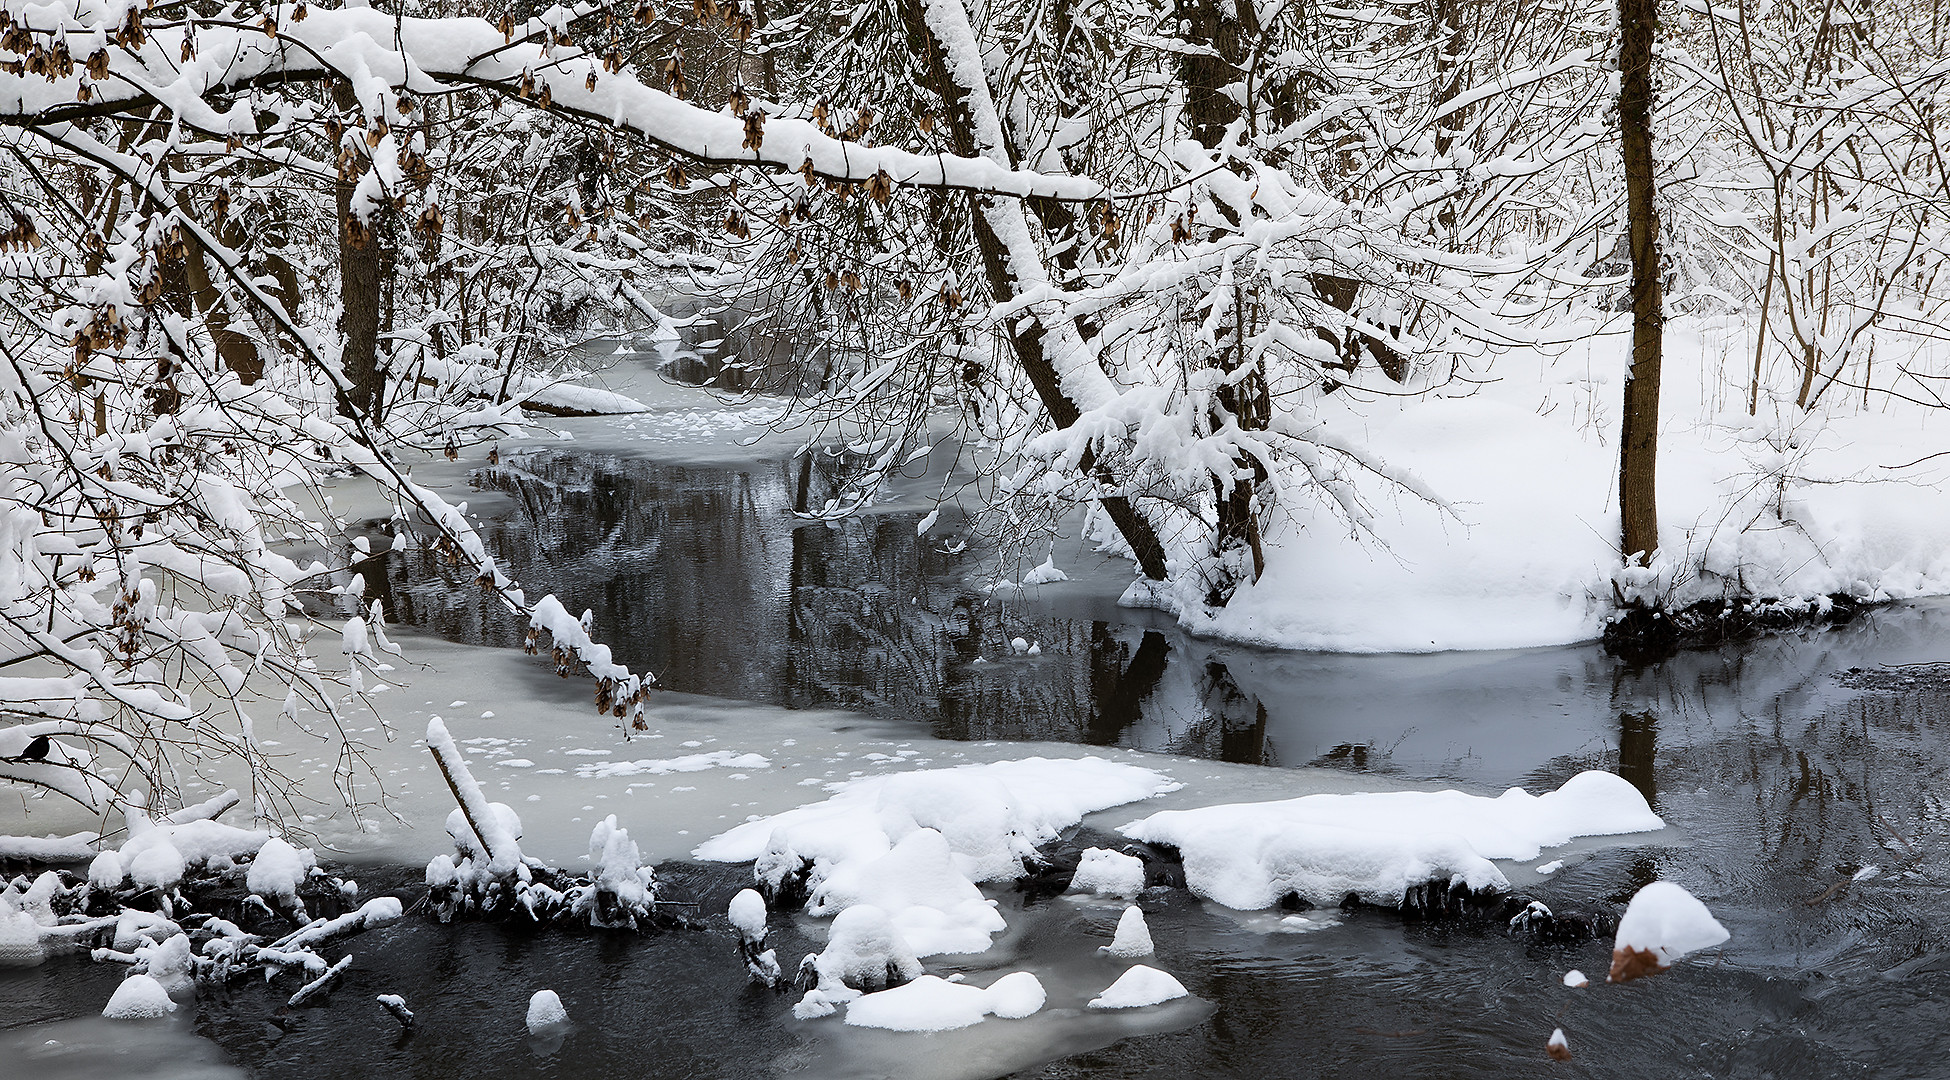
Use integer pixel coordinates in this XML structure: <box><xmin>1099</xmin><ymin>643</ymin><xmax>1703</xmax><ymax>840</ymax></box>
<box><xmin>1088</xmin><ymin>965</ymin><xmax>1189</xmax><ymax>1009</ymax></box>
<box><xmin>843</xmin><ymin>972</ymin><xmax>1046</xmax><ymax>1031</ymax></box>
<box><xmin>1118</xmin><ymin>770</ymin><xmax>1662</xmax><ymax>909</ymax></box>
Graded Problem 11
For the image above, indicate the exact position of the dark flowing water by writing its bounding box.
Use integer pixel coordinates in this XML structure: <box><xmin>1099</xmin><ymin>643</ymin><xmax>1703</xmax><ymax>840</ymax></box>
<box><xmin>12</xmin><ymin>422</ymin><xmax>1950</xmax><ymax>1079</ymax></box>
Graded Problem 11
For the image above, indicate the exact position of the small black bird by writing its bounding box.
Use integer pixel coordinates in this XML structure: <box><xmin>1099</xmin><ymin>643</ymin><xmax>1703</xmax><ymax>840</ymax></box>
<box><xmin>18</xmin><ymin>734</ymin><xmax>49</xmax><ymax>761</ymax></box>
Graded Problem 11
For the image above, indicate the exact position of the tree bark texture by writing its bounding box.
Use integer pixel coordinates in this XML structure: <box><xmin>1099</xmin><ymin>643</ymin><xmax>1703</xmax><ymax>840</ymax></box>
<box><xmin>335</xmin><ymin>81</ymin><xmax>385</xmax><ymax>423</ymax></box>
<box><xmin>1617</xmin><ymin>0</ymin><xmax>1662</xmax><ymax>567</ymax></box>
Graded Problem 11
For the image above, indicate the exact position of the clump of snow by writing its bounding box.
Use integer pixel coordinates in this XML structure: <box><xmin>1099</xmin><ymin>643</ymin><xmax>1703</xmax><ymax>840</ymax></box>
<box><xmin>799</xmin><ymin>904</ymin><xmax>922</xmax><ymax>997</ymax></box>
<box><xmin>728</xmin><ymin>888</ymin><xmax>768</xmax><ymax>943</ymax></box>
<box><xmin>1118</xmin><ymin>771</ymin><xmax>1662</xmax><ymax>910</ymax></box>
<box><xmin>576</xmin><ymin>815</ymin><xmax>656</xmax><ymax>928</ymax></box>
<box><xmin>127</xmin><ymin>841</ymin><xmax>186</xmax><ymax>891</ymax></box>
<box><xmin>526</xmin><ymin>989</ymin><xmax>569</xmax><ymax>1033</ymax></box>
<box><xmin>247</xmin><ymin>837</ymin><xmax>314</xmax><ymax>906</ymax></box>
<box><xmin>138</xmin><ymin>933</ymin><xmax>195</xmax><ymax>997</ymax></box>
<box><xmin>1563</xmin><ymin>969</ymin><xmax>1589</xmax><ymax>988</ymax></box>
<box><xmin>1102</xmin><ymin>905</ymin><xmax>1153</xmax><ymax>959</ymax></box>
<box><xmin>843</xmin><ymin>971</ymin><xmax>1046</xmax><ymax>1031</ymax></box>
<box><xmin>728</xmin><ymin>888</ymin><xmax>782</xmax><ymax>987</ymax></box>
<box><xmin>1070</xmin><ymin>847</ymin><xmax>1146</xmax><ymax>899</ymax></box>
<box><xmin>1088</xmin><ymin>965</ymin><xmax>1189</xmax><ymax>1009</ymax></box>
<box><xmin>1547</xmin><ymin>1027</ymin><xmax>1571</xmax><ymax>1060</ymax></box>
<box><xmin>88</xmin><ymin>850</ymin><xmax>125</xmax><ymax>891</ymax></box>
<box><xmin>1535</xmin><ymin>860</ymin><xmax>1564</xmax><ymax>875</ymax></box>
<box><xmin>1610</xmin><ymin>881</ymin><xmax>1730</xmax><ymax>981</ymax></box>
<box><xmin>1020</xmin><ymin>552</ymin><xmax>1069</xmax><ymax>586</ymax></box>
<box><xmin>0</xmin><ymin>909</ymin><xmax>43</xmax><ymax>967</ymax></box>
<box><xmin>104</xmin><ymin>974</ymin><xmax>177</xmax><ymax>1019</ymax></box>
<box><xmin>698</xmin><ymin>758</ymin><xmax>1178</xmax><ymax>956</ymax></box>
<box><xmin>806</xmin><ymin>827</ymin><xmax>1005</xmax><ymax>956</ymax></box>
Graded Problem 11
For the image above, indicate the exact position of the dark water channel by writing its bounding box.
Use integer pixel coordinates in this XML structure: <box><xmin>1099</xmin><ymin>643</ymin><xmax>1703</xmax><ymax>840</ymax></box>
<box><xmin>13</xmin><ymin>434</ymin><xmax>1950</xmax><ymax>1079</ymax></box>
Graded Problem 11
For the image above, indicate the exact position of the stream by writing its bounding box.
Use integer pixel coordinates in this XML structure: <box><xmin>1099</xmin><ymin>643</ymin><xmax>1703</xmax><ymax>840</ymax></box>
<box><xmin>7</xmin><ymin>348</ymin><xmax>1950</xmax><ymax>1078</ymax></box>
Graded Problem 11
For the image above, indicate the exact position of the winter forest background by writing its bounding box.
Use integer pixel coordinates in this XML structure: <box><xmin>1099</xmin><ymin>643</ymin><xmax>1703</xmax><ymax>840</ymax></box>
<box><xmin>0</xmin><ymin>0</ymin><xmax>1947</xmax><ymax>1071</ymax></box>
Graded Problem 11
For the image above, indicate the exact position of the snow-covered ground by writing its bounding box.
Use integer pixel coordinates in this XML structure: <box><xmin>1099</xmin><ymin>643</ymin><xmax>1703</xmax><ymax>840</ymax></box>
<box><xmin>1183</xmin><ymin>320</ymin><xmax>1950</xmax><ymax>652</ymax></box>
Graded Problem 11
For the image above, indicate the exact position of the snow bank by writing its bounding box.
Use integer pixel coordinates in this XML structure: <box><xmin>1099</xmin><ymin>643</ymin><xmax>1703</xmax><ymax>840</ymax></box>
<box><xmin>1088</xmin><ymin>965</ymin><xmax>1188</xmax><ymax>1009</ymax></box>
<box><xmin>1610</xmin><ymin>881</ymin><xmax>1729</xmax><ymax>981</ymax></box>
<box><xmin>1118</xmin><ymin>770</ymin><xmax>1662</xmax><ymax>910</ymax></box>
<box><xmin>697</xmin><ymin>758</ymin><xmax>1177</xmax><ymax>955</ymax></box>
<box><xmin>844</xmin><ymin>972</ymin><xmax>1046</xmax><ymax>1031</ymax></box>
<box><xmin>1070</xmin><ymin>848</ymin><xmax>1145</xmax><ymax>899</ymax></box>
<box><xmin>1181</xmin><ymin>325</ymin><xmax>1950</xmax><ymax>652</ymax></box>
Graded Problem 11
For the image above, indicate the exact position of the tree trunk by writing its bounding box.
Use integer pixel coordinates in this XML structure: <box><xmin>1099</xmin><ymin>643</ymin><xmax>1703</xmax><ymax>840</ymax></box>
<box><xmin>335</xmin><ymin>81</ymin><xmax>385</xmax><ymax>424</ymax></box>
<box><xmin>898</xmin><ymin>0</ymin><xmax>1168</xmax><ymax>582</ymax></box>
<box><xmin>1179</xmin><ymin>0</ymin><xmax>1270</xmax><ymax>602</ymax></box>
<box><xmin>1617</xmin><ymin>0</ymin><xmax>1662</xmax><ymax>569</ymax></box>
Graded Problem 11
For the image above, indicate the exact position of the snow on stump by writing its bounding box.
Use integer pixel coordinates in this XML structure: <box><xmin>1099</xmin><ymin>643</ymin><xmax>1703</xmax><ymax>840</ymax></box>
<box><xmin>798</xmin><ymin>904</ymin><xmax>922</xmax><ymax>995</ymax></box>
<box><xmin>1609</xmin><ymin>881</ymin><xmax>1729</xmax><ymax>983</ymax></box>
<box><xmin>104</xmin><ymin>974</ymin><xmax>177</xmax><ymax>1019</ymax></box>
<box><xmin>526</xmin><ymin>989</ymin><xmax>569</xmax><ymax>1034</ymax></box>
<box><xmin>843</xmin><ymin>972</ymin><xmax>1047</xmax><ymax>1032</ymax></box>
<box><xmin>1088</xmin><ymin>965</ymin><xmax>1189</xmax><ymax>1009</ymax></box>
<box><xmin>1070</xmin><ymin>848</ymin><xmax>1145</xmax><ymax>899</ymax></box>
<box><xmin>729</xmin><ymin>888</ymin><xmax>782</xmax><ymax>987</ymax></box>
<box><xmin>1102</xmin><ymin>905</ymin><xmax>1153</xmax><ymax>959</ymax></box>
<box><xmin>1547</xmin><ymin>1027</ymin><xmax>1571</xmax><ymax>1061</ymax></box>
<box><xmin>1562</xmin><ymin>969</ymin><xmax>1588</xmax><ymax>988</ymax></box>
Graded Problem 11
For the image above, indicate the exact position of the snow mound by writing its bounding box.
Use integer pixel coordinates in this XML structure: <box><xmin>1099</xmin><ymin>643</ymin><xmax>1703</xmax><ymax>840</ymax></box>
<box><xmin>246</xmin><ymin>837</ymin><xmax>314</xmax><ymax>902</ymax></box>
<box><xmin>1563</xmin><ymin>969</ymin><xmax>1589</xmax><ymax>988</ymax></box>
<box><xmin>697</xmin><ymin>757</ymin><xmax>1178</xmax><ymax>955</ymax></box>
<box><xmin>843</xmin><ymin>971</ymin><xmax>1047</xmax><ymax>1032</ymax></box>
<box><xmin>802</xmin><ymin>904</ymin><xmax>923</xmax><ymax>995</ymax></box>
<box><xmin>0</xmin><ymin>909</ymin><xmax>43</xmax><ymax>967</ymax></box>
<box><xmin>1088</xmin><ymin>965</ymin><xmax>1188</xmax><ymax>1009</ymax></box>
<box><xmin>1070</xmin><ymin>847</ymin><xmax>1145</xmax><ymax>898</ymax></box>
<box><xmin>1102</xmin><ymin>905</ymin><xmax>1153</xmax><ymax>959</ymax></box>
<box><xmin>104</xmin><ymin>974</ymin><xmax>177</xmax><ymax>1019</ymax></box>
<box><xmin>1118</xmin><ymin>770</ymin><xmax>1662</xmax><ymax>910</ymax></box>
<box><xmin>1610</xmin><ymin>881</ymin><xmax>1729</xmax><ymax>981</ymax></box>
<box><xmin>526</xmin><ymin>989</ymin><xmax>569</xmax><ymax>1033</ymax></box>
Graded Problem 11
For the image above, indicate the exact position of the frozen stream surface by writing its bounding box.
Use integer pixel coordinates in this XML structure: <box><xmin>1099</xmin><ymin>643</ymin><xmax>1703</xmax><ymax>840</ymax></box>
<box><xmin>8</xmin><ymin>350</ymin><xmax>1950</xmax><ymax>1078</ymax></box>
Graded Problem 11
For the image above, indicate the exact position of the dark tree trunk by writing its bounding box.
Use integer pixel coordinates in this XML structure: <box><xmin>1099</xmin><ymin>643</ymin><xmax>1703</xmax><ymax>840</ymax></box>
<box><xmin>1617</xmin><ymin>0</ymin><xmax>1662</xmax><ymax>568</ymax></box>
<box><xmin>898</xmin><ymin>0</ymin><xmax>1169</xmax><ymax>582</ymax></box>
<box><xmin>1178</xmin><ymin>0</ymin><xmax>1270</xmax><ymax>602</ymax></box>
<box><xmin>335</xmin><ymin>81</ymin><xmax>385</xmax><ymax>424</ymax></box>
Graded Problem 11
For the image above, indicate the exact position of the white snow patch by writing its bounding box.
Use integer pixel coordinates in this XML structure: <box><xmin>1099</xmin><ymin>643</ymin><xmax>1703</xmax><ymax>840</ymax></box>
<box><xmin>1070</xmin><ymin>847</ymin><xmax>1145</xmax><ymax>899</ymax></box>
<box><xmin>1611</xmin><ymin>881</ymin><xmax>1730</xmax><ymax>976</ymax></box>
<box><xmin>1088</xmin><ymin>965</ymin><xmax>1188</xmax><ymax>1009</ymax></box>
<box><xmin>103</xmin><ymin>974</ymin><xmax>177</xmax><ymax>1019</ymax></box>
<box><xmin>526</xmin><ymin>989</ymin><xmax>568</xmax><ymax>1033</ymax></box>
<box><xmin>1102</xmin><ymin>905</ymin><xmax>1153</xmax><ymax>958</ymax></box>
<box><xmin>1118</xmin><ymin>770</ymin><xmax>1661</xmax><ymax>909</ymax></box>
<box><xmin>574</xmin><ymin>751</ymin><xmax>770</xmax><ymax>779</ymax></box>
<box><xmin>843</xmin><ymin>971</ymin><xmax>1046</xmax><ymax>1031</ymax></box>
